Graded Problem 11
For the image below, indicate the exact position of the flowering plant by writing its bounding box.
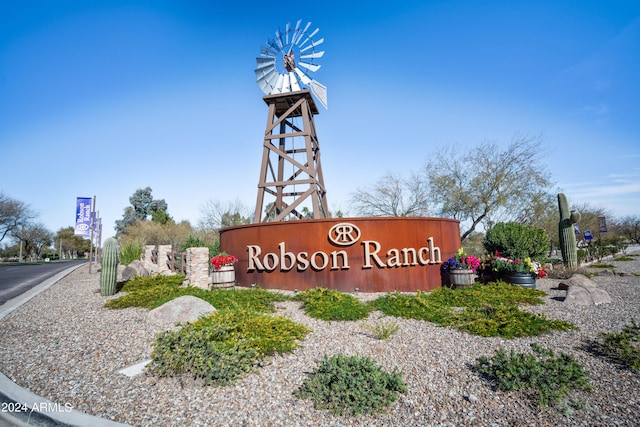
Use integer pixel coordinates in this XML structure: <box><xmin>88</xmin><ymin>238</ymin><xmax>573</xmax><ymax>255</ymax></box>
<box><xmin>441</xmin><ymin>248</ymin><xmax>481</xmax><ymax>272</ymax></box>
<box><xmin>483</xmin><ymin>251</ymin><xmax>547</xmax><ymax>278</ymax></box>
<box><xmin>210</xmin><ymin>253</ymin><xmax>239</xmax><ymax>271</ymax></box>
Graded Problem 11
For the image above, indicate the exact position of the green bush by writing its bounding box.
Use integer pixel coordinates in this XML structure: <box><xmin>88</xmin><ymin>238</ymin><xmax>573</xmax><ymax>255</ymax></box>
<box><xmin>295</xmin><ymin>287</ymin><xmax>371</xmax><ymax>321</ymax></box>
<box><xmin>148</xmin><ymin>310</ymin><xmax>309</xmax><ymax>386</ymax></box>
<box><xmin>594</xmin><ymin>319</ymin><xmax>640</xmax><ymax>370</ymax></box>
<box><xmin>475</xmin><ymin>343</ymin><xmax>592</xmax><ymax>407</ymax></box>
<box><xmin>119</xmin><ymin>240</ymin><xmax>143</xmax><ymax>265</ymax></box>
<box><xmin>483</xmin><ymin>222</ymin><xmax>550</xmax><ymax>260</ymax></box>
<box><xmin>105</xmin><ymin>275</ymin><xmax>289</xmax><ymax>311</ymax></box>
<box><xmin>295</xmin><ymin>353</ymin><xmax>407</xmax><ymax>415</ymax></box>
<box><xmin>371</xmin><ymin>283</ymin><xmax>575</xmax><ymax>338</ymax></box>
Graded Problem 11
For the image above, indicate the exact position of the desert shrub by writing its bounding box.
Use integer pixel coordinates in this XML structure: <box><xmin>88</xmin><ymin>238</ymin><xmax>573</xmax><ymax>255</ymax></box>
<box><xmin>372</xmin><ymin>283</ymin><xmax>575</xmax><ymax>338</ymax></box>
<box><xmin>295</xmin><ymin>353</ymin><xmax>407</xmax><ymax>415</ymax></box>
<box><xmin>105</xmin><ymin>275</ymin><xmax>289</xmax><ymax>312</ymax></box>
<box><xmin>119</xmin><ymin>240</ymin><xmax>143</xmax><ymax>265</ymax></box>
<box><xmin>483</xmin><ymin>222</ymin><xmax>550</xmax><ymax>260</ymax></box>
<box><xmin>361</xmin><ymin>317</ymin><xmax>400</xmax><ymax>340</ymax></box>
<box><xmin>295</xmin><ymin>287</ymin><xmax>371</xmax><ymax>321</ymax></box>
<box><xmin>593</xmin><ymin>319</ymin><xmax>640</xmax><ymax>370</ymax></box>
<box><xmin>148</xmin><ymin>310</ymin><xmax>309</xmax><ymax>386</ymax></box>
<box><xmin>475</xmin><ymin>343</ymin><xmax>592</xmax><ymax>408</ymax></box>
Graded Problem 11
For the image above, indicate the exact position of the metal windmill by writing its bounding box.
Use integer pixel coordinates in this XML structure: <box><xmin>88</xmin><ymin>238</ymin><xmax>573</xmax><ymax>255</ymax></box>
<box><xmin>253</xmin><ymin>20</ymin><xmax>329</xmax><ymax>222</ymax></box>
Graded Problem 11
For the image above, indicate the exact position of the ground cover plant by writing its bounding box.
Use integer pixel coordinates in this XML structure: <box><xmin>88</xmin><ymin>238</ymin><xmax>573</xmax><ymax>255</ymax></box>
<box><xmin>588</xmin><ymin>263</ymin><xmax>615</xmax><ymax>269</ymax></box>
<box><xmin>104</xmin><ymin>274</ymin><xmax>288</xmax><ymax>312</ymax></box>
<box><xmin>107</xmin><ymin>275</ymin><xmax>305</xmax><ymax>386</ymax></box>
<box><xmin>475</xmin><ymin>343</ymin><xmax>592</xmax><ymax>409</ymax></box>
<box><xmin>148</xmin><ymin>309</ymin><xmax>309</xmax><ymax>386</ymax></box>
<box><xmin>295</xmin><ymin>353</ymin><xmax>407</xmax><ymax>415</ymax></box>
<box><xmin>371</xmin><ymin>282</ymin><xmax>575</xmax><ymax>338</ymax></box>
<box><xmin>295</xmin><ymin>287</ymin><xmax>371</xmax><ymax>321</ymax></box>
<box><xmin>590</xmin><ymin>319</ymin><xmax>640</xmax><ymax>370</ymax></box>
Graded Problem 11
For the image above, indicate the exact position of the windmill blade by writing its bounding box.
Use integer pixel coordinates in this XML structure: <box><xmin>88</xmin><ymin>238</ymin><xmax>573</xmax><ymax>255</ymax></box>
<box><xmin>274</xmin><ymin>74</ymin><xmax>285</xmax><ymax>93</ymax></box>
<box><xmin>261</xmin><ymin>45</ymin><xmax>278</xmax><ymax>57</ymax></box>
<box><xmin>298</xmin><ymin>61</ymin><xmax>321</xmax><ymax>73</ymax></box>
<box><xmin>263</xmin><ymin>71</ymin><xmax>279</xmax><ymax>94</ymax></box>
<box><xmin>285</xmin><ymin>22</ymin><xmax>291</xmax><ymax>44</ymax></box>
<box><xmin>282</xmin><ymin>73</ymin><xmax>291</xmax><ymax>92</ymax></box>
<box><xmin>293</xmin><ymin>67</ymin><xmax>312</xmax><ymax>85</ymax></box>
<box><xmin>267</xmin><ymin>38</ymin><xmax>280</xmax><ymax>53</ymax></box>
<box><xmin>298</xmin><ymin>28</ymin><xmax>319</xmax><ymax>49</ymax></box>
<box><xmin>294</xmin><ymin>21</ymin><xmax>312</xmax><ymax>45</ymax></box>
<box><xmin>310</xmin><ymin>80</ymin><xmax>328</xmax><ymax>109</ymax></box>
<box><xmin>300</xmin><ymin>38</ymin><xmax>324</xmax><ymax>53</ymax></box>
<box><xmin>291</xmin><ymin>19</ymin><xmax>303</xmax><ymax>45</ymax></box>
<box><xmin>289</xmin><ymin>72</ymin><xmax>301</xmax><ymax>91</ymax></box>
<box><xmin>256</xmin><ymin>68</ymin><xmax>278</xmax><ymax>94</ymax></box>
<box><xmin>254</xmin><ymin>66</ymin><xmax>275</xmax><ymax>83</ymax></box>
<box><xmin>256</xmin><ymin>57</ymin><xmax>276</xmax><ymax>70</ymax></box>
<box><xmin>274</xmin><ymin>28</ymin><xmax>284</xmax><ymax>49</ymax></box>
<box><xmin>300</xmin><ymin>51</ymin><xmax>324</xmax><ymax>59</ymax></box>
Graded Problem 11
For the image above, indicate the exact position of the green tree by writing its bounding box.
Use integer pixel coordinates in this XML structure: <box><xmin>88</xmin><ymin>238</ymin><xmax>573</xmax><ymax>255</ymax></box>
<box><xmin>425</xmin><ymin>136</ymin><xmax>552</xmax><ymax>241</ymax></box>
<box><xmin>115</xmin><ymin>187</ymin><xmax>169</xmax><ymax>235</ymax></box>
<box><xmin>54</xmin><ymin>227</ymin><xmax>90</xmax><ymax>259</ymax></box>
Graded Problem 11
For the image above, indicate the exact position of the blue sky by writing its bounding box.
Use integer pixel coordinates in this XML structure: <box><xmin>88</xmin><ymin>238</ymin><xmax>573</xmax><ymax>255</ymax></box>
<box><xmin>1</xmin><ymin>0</ymin><xmax>639</xmax><ymax>240</ymax></box>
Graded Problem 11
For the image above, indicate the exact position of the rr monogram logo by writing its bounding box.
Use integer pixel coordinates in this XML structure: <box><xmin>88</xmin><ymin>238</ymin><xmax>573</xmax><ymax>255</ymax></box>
<box><xmin>328</xmin><ymin>223</ymin><xmax>361</xmax><ymax>246</ymax></box>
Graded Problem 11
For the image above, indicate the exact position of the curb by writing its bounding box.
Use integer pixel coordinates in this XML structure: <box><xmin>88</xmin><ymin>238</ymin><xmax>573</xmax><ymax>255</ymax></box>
<box><xmin>0</xmin><ymin>264</ymin><xmax>131</xmax><ymax>427</ymax></box>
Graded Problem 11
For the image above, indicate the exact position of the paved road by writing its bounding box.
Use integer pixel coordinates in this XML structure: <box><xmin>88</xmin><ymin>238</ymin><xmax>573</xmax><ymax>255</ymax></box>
<box><xmin>0</xmin><ymin>260</ymin><xmax>87</xmax><ymax>305</ymax></box>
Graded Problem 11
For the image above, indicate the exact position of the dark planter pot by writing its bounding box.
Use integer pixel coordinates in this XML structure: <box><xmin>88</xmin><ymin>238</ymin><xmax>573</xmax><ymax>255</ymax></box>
<box><xmin>504</xmin><ymin>272</ymin><xmax>536</xmax><ymax>289</ymax></box>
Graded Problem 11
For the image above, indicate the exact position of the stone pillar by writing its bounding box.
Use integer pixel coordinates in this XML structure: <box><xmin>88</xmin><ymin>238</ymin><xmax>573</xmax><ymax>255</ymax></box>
<box><xmin>141</xmin><ymin>245</ymin><xmax>156</xmax><ymax>271</ymax></box>
<box><xmin>186</xmin><ymin>247</ymin><xmax>210</xmax><ymax>289</ymax></box>
<box><xmin>157</xmin><ymin>245</ymin><xmax>172</xmax><ymax>274</ymax></box>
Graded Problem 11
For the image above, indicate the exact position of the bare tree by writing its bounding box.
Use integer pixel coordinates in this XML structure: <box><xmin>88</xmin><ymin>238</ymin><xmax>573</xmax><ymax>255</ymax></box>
<box><xmin>0</xmin><ymin>192</ymin><xmax>36</xmax><ymax>242</ymax></box>
<box><xmin>350</xmin><ymin>172</ymin><xmax>430</xmax><ymax>217</ymax></box>
<box><xmin>198</xmin><ymin>199</ymin><xmax>252</xmax><ymax>232</ymax></box>
<box><xmin>618</xmin><ymin>215</ymin><xmax>640</xmax><ymax>245</ymax></box>
<box><xmin>425</xmin><ymin>136</ymin><xmax>552</xmax><ymax>241</ymax></box>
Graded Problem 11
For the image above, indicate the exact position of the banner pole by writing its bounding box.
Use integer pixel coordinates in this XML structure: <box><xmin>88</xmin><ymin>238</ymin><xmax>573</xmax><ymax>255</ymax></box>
<box><xmin>88</xmin><ymin>195</ymin><xmax>96</xmax><ymax>274</ymax></box>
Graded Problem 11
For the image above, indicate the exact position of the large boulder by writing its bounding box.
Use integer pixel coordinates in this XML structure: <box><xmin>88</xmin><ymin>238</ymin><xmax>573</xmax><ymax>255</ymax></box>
<box><xmin>146</xmin><ymin>295</ymin><xmax>215</xmax><ymax>331</ymax></box>
<box><xmin>120</xmin><ymin>260</ymin><xmax>149</xmax><ymax>282</ymax></box>
<box><xmin>559</xmin><ymin>274</ymin><xmax>611</xmax><ymax>306</ymax></box>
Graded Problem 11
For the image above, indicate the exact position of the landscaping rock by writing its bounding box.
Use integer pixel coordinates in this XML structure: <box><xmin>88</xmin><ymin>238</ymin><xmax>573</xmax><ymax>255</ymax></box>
<box><xmin>121</xmin><ymin>260</ymin><xmax>149</xmax><ymax>282</ymax></box>
<box><xmin>146</xmin><ymin>295</ymin><xmax>215</xmax><ymax>331</ymax></box>
<box><xmin>595</xmin><ymin>269</ymin><xmax>615</xmax><ymax>276</ymax></box>
<box><xmin>558</xmin><ymin>274</ymin><xmax>596</xmax><ymax>290</ymax></box>
<box><xmin>559</xmin><ymin>274</ymin><xmax>612</xmax><ymax>306</ymax></box>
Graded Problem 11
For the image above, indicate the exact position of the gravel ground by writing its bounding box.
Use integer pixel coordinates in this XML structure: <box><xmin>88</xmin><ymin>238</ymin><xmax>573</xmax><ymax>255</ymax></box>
<box><xmin>1</xmin><ymin>252</ymin><xmax>639</xmax><ymax>427</ymax></box>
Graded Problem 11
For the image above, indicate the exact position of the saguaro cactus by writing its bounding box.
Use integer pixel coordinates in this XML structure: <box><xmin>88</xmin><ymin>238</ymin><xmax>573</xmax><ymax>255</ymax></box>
<box><xmin>100</xmin><ymin>237</ymin><xmax>119</xmax><ymax>296</ymax></box>
<box><xmin>557</xmin><ymin>193</ymin><xmax>581</xmax><ymax>268</ymax></box>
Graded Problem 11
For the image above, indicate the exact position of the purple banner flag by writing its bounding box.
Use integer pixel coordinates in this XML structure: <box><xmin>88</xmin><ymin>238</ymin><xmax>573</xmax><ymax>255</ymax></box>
<box><xmin>74</xmin><ymin>197</ymin><xmax>93</xmax><ymax>238</ymax></box>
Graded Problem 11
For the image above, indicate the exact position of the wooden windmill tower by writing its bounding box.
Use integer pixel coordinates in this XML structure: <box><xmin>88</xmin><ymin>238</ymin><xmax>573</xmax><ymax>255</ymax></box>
<box><xmin>254</xmin><ymin>20</ymin><xmax>329</xmax><ymax>222</ymax></box>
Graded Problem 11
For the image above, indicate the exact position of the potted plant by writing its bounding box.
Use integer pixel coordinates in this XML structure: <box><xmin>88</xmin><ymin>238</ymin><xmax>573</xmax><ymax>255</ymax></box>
<box><xmin>441</xmin><ymin>248</ymin><xmax>481</xmax><ymax>288</ymax></box>
<box><xmin>483</xmin><ymin>251</ymin><xmax>547</xmax><ymax>288</ymax></box>
<box><xmin>210</xmin><ymin>253</ymin><xmax>239</xmax><ymax>288</ymax></box>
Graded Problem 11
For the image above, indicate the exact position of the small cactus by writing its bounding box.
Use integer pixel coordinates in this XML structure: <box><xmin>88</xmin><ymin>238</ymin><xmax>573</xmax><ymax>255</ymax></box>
<box><xmin>557</xmin><ymin>193</ymin><xmax>580</xmax><ymax>268</ymax></box>
<box><xmin>100</xmin><ymin>237</ymin><xmax>119</xmax><ymax>296</ymax></box>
